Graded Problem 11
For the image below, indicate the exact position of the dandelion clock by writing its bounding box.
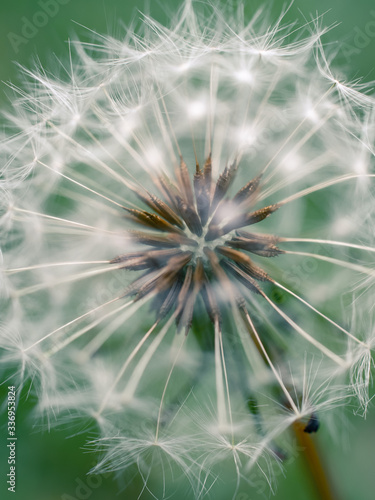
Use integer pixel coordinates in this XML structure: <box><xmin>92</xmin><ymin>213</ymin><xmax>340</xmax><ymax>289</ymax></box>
<box><xmin>1</xmin><ymin>1</ymin><xmax>374</xmax><ymax>499</ymax></box>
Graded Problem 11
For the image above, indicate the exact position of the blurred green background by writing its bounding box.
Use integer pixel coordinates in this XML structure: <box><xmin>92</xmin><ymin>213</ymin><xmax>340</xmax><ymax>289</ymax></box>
<box><xmin>0</xmin><ymin>0</ymin><xmax>374</xmax><ymax>499</ymax></box>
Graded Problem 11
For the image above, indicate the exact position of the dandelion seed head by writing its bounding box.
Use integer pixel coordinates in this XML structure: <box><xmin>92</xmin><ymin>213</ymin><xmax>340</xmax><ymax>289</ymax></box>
<box><xmin>1</xmin><ymin>1</ymin><xmax>375</xmax><ymax>497</ymax></box>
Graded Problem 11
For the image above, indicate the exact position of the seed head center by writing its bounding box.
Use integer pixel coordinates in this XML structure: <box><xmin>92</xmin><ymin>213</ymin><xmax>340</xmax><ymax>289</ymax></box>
<box><xmin>182</xmin><ymin>224</ymin><xmax>228</xmax><ymax>264</ymax></box>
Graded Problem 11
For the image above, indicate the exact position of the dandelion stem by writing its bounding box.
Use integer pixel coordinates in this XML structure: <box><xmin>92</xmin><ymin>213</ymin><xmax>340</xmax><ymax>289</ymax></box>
<box><xmin>293</xmin><ymin>420</ymin><xmax>338</xmax><ymax>500</ymax></box>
